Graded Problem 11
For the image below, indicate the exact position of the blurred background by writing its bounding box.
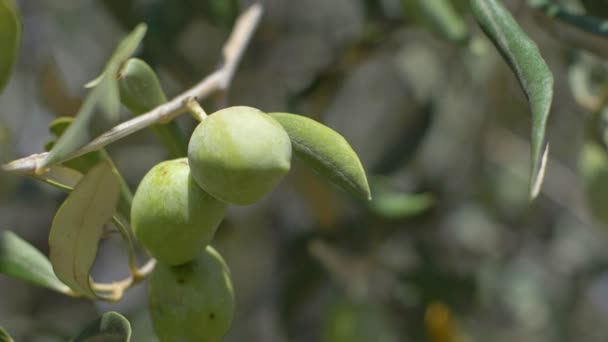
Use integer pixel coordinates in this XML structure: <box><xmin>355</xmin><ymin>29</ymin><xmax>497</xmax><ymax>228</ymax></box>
<box><xmin>2</xmin><ymin>0</ymin><xmax>608</xmax><ymax>341</ymax></box>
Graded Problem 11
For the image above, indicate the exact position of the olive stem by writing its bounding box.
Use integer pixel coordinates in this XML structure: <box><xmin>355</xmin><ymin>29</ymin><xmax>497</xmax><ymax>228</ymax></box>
<box><xmin>186</xmin><ymin>98</ymin><xmax>208</xmax><ymax>121</ymax></box>
<box><xmin>2</xmin><ymin>3</ymin><xmax>263</xmax><ymax>175</ymax></box>
<box><xmin>90</xmin><ymin>258</ymin><xmax>157</xmax><ymax>302</ymax></box>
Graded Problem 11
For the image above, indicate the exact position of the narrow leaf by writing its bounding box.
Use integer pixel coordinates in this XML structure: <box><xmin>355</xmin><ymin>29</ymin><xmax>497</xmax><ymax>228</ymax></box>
<box><xmin>419</xmin><ymin>0</ymin><xmax>470</xmax><ymax>44</ymax></box>
<box><xmin>70</xmin><ymin>311</ymin><xmax>131</xmax><ymax>342</ymax></box>
<box><xmin>118</xmin><ymin>58</ymin><xmax>188</xmax><ymax>157</ymax></box>
<box><xmin>0</xmin><ymin>0</ymin><xmax>21</xmax><ymax>94</ymax></box>
<box><xmin>0</xmin><ymin>326</ymin><xmax>14</xmax><ymax>342</ymax></box>
<box><xmin>0</xmin><ymin>230</ymin><xmax>70</xmax><ymax>293</ymax></box>
<box><xmin>268</xmin><ymin>112</ymin><xmax>371</xmax><ymax>200</ymax></box>
<box><xmin>42</xmin><ymin>24</ymin><xmax>147</xmax><ymax>168</ymax></box>
<box><xmin>471</xmin><ymin>0</ymin><xmax>554</xmax><ymax>199</ymax></box>
<box><xmin>49</xmin><ymin>162</ymin><xmax>121</xmax><ymax>298</ymax></box>
<box><xmin>529</xmin><ymin>0</ymin><xmax>608</xmax><ymax>38</ymax></box>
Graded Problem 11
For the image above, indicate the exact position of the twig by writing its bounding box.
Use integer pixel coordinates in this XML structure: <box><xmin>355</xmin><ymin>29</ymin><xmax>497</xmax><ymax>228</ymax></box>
<box><xmin>2</xmin><ymin>3</ymin><xmax>263</xmax><ymax>175</ymax></box>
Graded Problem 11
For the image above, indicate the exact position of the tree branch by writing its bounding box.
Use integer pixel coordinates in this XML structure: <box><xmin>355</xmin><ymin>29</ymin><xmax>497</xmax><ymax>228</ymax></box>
<box><xmin>2</xmin><ymin>3</ymin><xmax>263</xmax><ymax>176</ymax></box>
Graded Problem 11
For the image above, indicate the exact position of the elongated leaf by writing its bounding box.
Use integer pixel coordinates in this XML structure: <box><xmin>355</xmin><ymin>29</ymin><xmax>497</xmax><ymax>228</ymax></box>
<box><xmin>0</xmin><ymin>0</ymin><xmax>20</xmax><ymax>95</ymax></box>
<box><xmin>419</xmin><ymin>0</ymin><xmax>470</xmax><ymax>43</ymax></box>
<box><xmin>49</xmin><ymin>162</ymin><xmax>120</xmax><ymax>298</ymax></box>
<box><xmin>268</xmin><ymin>112</ymin><xmax>371</xmax><ymax>200</ymax></box>
<box><xmin>0</xmin><ymin>230</ymin><xmax>70</xmax><ymax>293</ymax></box>
<box><xmin>43</xmin><ymin>24</ymin><xmax>147</xmax><ymax>168</ymax></box>
<box><xmin>118</xmin><ymin>58</ymin><xmax>188</xmax><ymax>158</ymax></box>
<box><xmin>471</xmin><ymin>0</ymin><xmax>554</xmax><ymax>199</ymax></box>
<box><xmin>71</xmin><ymin>311</ymin><xmax>131</xmax><ymax>342</ymax></box>
<box><xmin>0</xmin><ymin>326</ymin><xmax>14</xmax><ymax>342</ymax></box>
<box><xmin>529</xmin><ymin>0</ymin><xmax>608</xmax><ymax>37</ymax></box>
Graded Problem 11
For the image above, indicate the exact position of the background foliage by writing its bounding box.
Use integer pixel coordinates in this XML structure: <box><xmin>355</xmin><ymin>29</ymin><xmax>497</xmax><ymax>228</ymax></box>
<box><xmin>2</xmin><ymin>0</ymin><xmax>608</xmax><ymax>341</ymax></box>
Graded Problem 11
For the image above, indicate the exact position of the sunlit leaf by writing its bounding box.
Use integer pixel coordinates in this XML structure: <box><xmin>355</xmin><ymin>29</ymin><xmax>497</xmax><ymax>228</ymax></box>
<box><xmin>0</xmin><ymin>0</ymin><xmax>21</xmax><ymax>95</ymax></box>
<box><xmin>268</xmin><ymin>112</ymin><xmax>371</xmax><ymax>200</ymax></box>
<box><xmin>0</xmin><ymin>326</ymin><xmax>14</xmax><ymax>342</ymax></box>
<box><xmin>42</xmin><ymin>24</ymin><xmax>147</xmax><ymax>168</ymax></box>
<box><xmin>0</xmin><ymin>230</ymin><xmax>70</xmax><ymax>294</ymax></box>
<box><xmin>471</xmin><ymin>0</ymin><xmax>554</xmax><ymax>200</ymax></box>
<box><xmin>118</xmin><ymin>58</ymin><xmax>188</xmax><ymax>158</ymax></box>
<box><xmin>49</xmin><ymin>162</ymin><xmax>121</xmax><ymax>298</ymax></box>
<box><xmin>70</xmin><ymin>311</ymin><xmax>131</xmax><ymax>342</ymax></box>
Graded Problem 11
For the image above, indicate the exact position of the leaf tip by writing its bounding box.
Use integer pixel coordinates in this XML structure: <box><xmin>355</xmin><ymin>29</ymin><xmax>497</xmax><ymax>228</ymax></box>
<box><xmin>529</xmin><ymin>142</ymin><xmax>549</xmax><ymax>201</ymax></box>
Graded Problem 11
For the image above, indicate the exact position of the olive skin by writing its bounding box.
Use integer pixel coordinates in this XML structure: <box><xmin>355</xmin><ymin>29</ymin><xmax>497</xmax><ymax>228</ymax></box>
<box><xmin>149</xmin><ymin>246</ymin><xmax>235</xmax><ymax>342</ymax></box>
<box><xmin>131</xmin><ymin>158</ymin><xmax>227</xmax><ymax>265</ymax></box>
<box><xmin>188</xmin><ymin>106</ymin><xmax>292</xmax><ymax>205</ymax></box>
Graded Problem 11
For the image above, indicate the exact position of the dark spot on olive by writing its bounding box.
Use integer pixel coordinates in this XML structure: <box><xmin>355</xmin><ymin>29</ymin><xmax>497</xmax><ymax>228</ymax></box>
<box><xmin>209</xmin><ymin>312</ymin><xmax>215</xmax><ymax>320</ymax></box>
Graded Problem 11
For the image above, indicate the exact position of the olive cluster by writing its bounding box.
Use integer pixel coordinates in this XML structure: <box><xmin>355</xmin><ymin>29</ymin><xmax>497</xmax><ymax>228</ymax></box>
<box><xmin>131</xmin><ymin>106</ymin><xmax>292</xmax><ymax>341</ymax></box>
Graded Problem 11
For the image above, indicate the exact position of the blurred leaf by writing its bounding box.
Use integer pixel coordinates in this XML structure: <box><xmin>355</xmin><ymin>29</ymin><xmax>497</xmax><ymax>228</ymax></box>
<box><xmin>529</xmin><ymin>0</ymin><xmax>608</xmax><ymax>37</ymax></box>
<box><xmin>581</xmin><ymin>0</ymin><xmax>608</xmax><ymax>19</ymax></box>
<box><xmin>425</xmin><ymin>301</ymin><xmax>466</xmax><ymax>342</ymax></box>
<box><xmin>324</xmin><ymin>298</ymin><xmax>399</xmax><ymax>342</ymax></box>
<box><xmin>471</xmin><ymin>0</ymin><xmax>554</xmax><ymax>200</ymax></box>
<box><xmin>269</xmin><ymin>112</ymin><xmax>371</xmax><ymax>200</ymax></box>
<box><xmin>49</xmin><ymin>162</ymin><xmax>121</xmax><ymax>298</ymax></box>
<box><xmin>369</xmin><ymin>190</ymin><xmax>434</xmax><ymax>219</ymax></box>
<box><xmin>402</xmin><ymin>0</ymin><xmax>469</xmax><ymax>44</ymax></box>
<box><xmin>70</xmin><ymin>311</ymin><xmax>131</xmax><ymax>342</ymax></box>
<box><xmin>118</xmin><ymin>58</ymin><xmax>188</xmax><ymax>158</ymax></box>
<box><xmin>0</xmin><ymin>326</ymin><xmax>13</xmax><ymax>342</ymax></box>
<box><xmin>0</xmin><ymin>0</ymin><xmax>21</xmax><ymax>95</ymax></box>
<box><xmin>0</xmin><ymin>230</ymin><xmax>70</xmax><ymax>294</ymax></box>
<box><xmin>580</xmin><ymin>142</ymin><xmax>608</xmax><ymax>224</ymax></box>
<box><xmin>43</xmin><ymin>24</ymin><xmax>147</xmax><ymax>168</ymax></box>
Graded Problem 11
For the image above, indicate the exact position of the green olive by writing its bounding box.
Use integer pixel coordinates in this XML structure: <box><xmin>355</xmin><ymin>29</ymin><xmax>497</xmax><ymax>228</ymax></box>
<box><xmin>131</xmin><ymin>158</ymin><xmax>227</xmax><ymax>265</ymax></box>
<box><xmin>149</xmin><ymin>246</ymin><xmax>235</xmax><ymax>342</ymax></box>
<box><xmin>188</xmin><ymin>106</ymin><xmax>292</xmax><ymax>205</ymax></box>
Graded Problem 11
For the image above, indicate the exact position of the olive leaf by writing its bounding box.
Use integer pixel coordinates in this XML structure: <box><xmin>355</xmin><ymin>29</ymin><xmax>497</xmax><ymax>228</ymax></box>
<box><xmin>471</xmin><ymin>0</ymin><xmax>554</xmax><ymax>200</ymax></box>
<box><xmin>529</xmin><ymin>0</ymin><xmax>608</xmax><ymax>38</ymax></box>
<box><xmin>0</xmin><ymin>0</ymin><xmax>21</xmax><ymax>95</ymax></box>
<box><xmin>0</xmin><ymin>230</ymin><xmax>70</xmax><ymax>294</ymax></box>
<box><xmin>268</xmin><ymin>112</ymin><xmax>371</xmax><ymax>200</ymax></box>
<box><xmin>0</xmin><ymin>326</ymin><xmax>14</xmax><ymax>342</ymax></box>
<box><xmin>49</xmin><ymin>162</ymin><xmax>121</xmax><ymax>298</ymax></box>
<box><xmin>419</xmin><ymin>0</ymin><xmax>470</xmax><ymax>44</ymax></box>
<box><xmin>43</xmin><ymin>24</ymin><xmax>147</xmax><ymax>168</ymax></box>
<box><xmin>118</xmin><ymin>58</ymin><xmax>188</xmax><ymax>158</ymax></box>
<box><xmin>70</xmin><ymin>311</ymin><xmax>132</xmax><ymax>342</ymax></box>
<box><xmin>45</xmin><ymin>117</ymin><xmax>133</xmax><ymax>219</ymax></box>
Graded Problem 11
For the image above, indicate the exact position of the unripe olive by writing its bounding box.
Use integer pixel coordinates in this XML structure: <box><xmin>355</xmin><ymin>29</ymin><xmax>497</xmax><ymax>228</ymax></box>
<box><xmin>131</xmin><ymin>158</ymin><xmax>227</xmax><ymax>265</ymax></box>
<box><xmin>188</xmin><ymin>106</ymin><xmax>292</xmax><ymax>205</ymax></box>
<box><xmin>149</xmin><ymin>246</ymin><xmax>235</xmax><ymax>342</ymax></box>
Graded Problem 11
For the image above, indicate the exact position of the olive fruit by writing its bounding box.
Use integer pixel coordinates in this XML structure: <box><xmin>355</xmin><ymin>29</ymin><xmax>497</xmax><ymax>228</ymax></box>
<box><xmin>188</xmin><ymin>106</ymin><xmax>292</xmax><ymax>205</ymax></box>
<box><xmin>131</xmin><ymin>158</ymin><xmax>227</xmax><ymax>265</ymax></box>
<box><xmin>149</xmin><ymin>246</ymin><xmax>235</xmax><ymax>342</ymax></box>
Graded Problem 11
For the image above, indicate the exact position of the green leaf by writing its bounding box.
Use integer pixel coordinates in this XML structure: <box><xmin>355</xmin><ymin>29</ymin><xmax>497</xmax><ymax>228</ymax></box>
<box><xmin>529</xmin><ymin>0</ymin><xmax>608</xmax><ymax>38</ymax></box>
<box><xmin>0</xmin><ymin>230</ymin><xmax>70</xmax><ymax>294</ymax></box>
<box><xmin>402</xmin><ymin>0</ymin><xmax>469</xmax><ymax>44</ymax></box>
<box><xmin>471</xmin><ymin>0</ymin><xmax>554</xmax><ymax>200</ymax></box>
<box><xmin>49</xmin><ymin>162</ymin><xmax>121</xmax><ymax>298</ymax></box>
<box><xmin>268</xmin><ymin>112</ymin><xmax>371</xmax><ymax>200</ymax></box>
<box><xmin>0</xmin><ymin>326</ymin><xmax>14</xmax><ymax>342</ymax></box>
<box><xmin>118</xmin><ymin>58</ymin><xmax>188</xmax><ymax>158</ymax></box>
<box><xmin>70</xmin><ymin>311</ymin><xmax>131</xmax><ymax>342</ymax></box>
<box><xmin>42</xmin><ymin>24</ymin><xmax>147</xmax><ymax>168</ymax></box>
<box><xmin>369</xmin><ymin>190</ymin><xmax>434</xmax><ymax>219</ymax></box>
<box><xmin>0</xmin><ymin>0</ymin><xmax>20</xmax><ymax>95</ymax></box>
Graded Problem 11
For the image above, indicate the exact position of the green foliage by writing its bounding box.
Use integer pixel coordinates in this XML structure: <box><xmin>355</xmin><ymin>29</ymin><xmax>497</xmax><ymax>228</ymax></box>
<box><xmin>529</xmin><ymin>0</ymin><xmax>608</xmax><ymax>37</ymax></box>
<box><xmin>323</xmin><ymin>298</ymin><xmax>399</xmax><ymax>342</ymax></box>
<box><xmin>0</xmin><ymin>230</ymin><xmax>69</xmax><ymax>293</ymax></box>
<box><xmin>471</xmin><ymin>0</ymin><xmax>554</xmax><ymax>200</ymax></box>
<box><xmin>188</xmin><ymin>107</ymin><xmax>292</xmax><ymax>205</ymax></box>
<box><xmin>43</xmin><ymin>24</ymin><xmax>147</xmax><ymax>168</ymax></box>
<box><xmin>268</xmin><ymin>112</ymin><xmax>371</xmax><ymax>200</ymax></box>
<box><xmin>70</xmin><ymin>311</ymin><xmax>131</xmax><ymax>342</ymax></box>
<box><xmin>402</xmin><ymin>0</ymin><xmax>470</xmax><ymax>44</ymax></box>
<box><xmin>0</xmin><ymin>0</ymin><xmax>20</xmax><ymax>95</ymax></box>
<box><xmin>0</xmin><ymin>326</ymin><xmax>13</xmax><ymax>342</ymax></box>
<box><xmin>149</xmin><ymin>246</ymin><xmax>235</xmax><ymax>342</ymax></box>
<box><xmin>131</xmin><ymin>158</ymin><xmax>227</xmax><ymax>265</ymax></box>
<box><xmin>118</xmin><ymin>58</ymin><xmax>188</xmax><ymax>158</ymax></box>
<box><xmin>49</xmin><ymin>162</ymin><xmax>120</xmax><ymax>298</ymax></box>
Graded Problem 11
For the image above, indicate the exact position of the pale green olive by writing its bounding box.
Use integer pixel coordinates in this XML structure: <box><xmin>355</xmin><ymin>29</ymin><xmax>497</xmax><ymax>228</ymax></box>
<box><xmin>131</xmin><ymin>158</ymin><xmax>227</xmax><ymax>265</ymax></box>
<box><xmin>149</xmin><ymin>246</ymin><xmax>235</xmax><ymax>342</ymax></box>
<box><xmin>188</xmin><ymin>106</ymin><xmax>292</xmax><ymax>205</ymax></box>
